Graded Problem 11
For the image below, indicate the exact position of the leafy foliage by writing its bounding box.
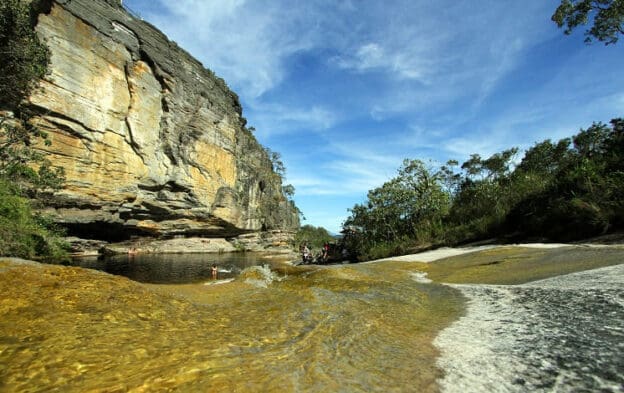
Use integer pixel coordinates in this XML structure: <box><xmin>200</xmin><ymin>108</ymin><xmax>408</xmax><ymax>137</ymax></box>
<box><xmin>0</xmin><ymin>116</ymin><xmax>65</xmax><ymax>194</ymax></box>
<box><xmin>344</xmin><ymin>159</ymin><xmax>450</xmax><ymax>259</ymax></box>
<box><xmin>344</xmin><ymin>119</ymin><xmax>624</xmax><ymax>260</ymax></box>
<box><xmin>0</xmin><ymin>0</ymin><xmax>62</xmax><ymax>195</ymax></box>
<box><xmin>0</xmin><ymin>0</ymin><xmax>50</xmax><ymax>109</ymax></box>
<box><xmin>0</xmin><ymin>0</ymin><xmax>67</xmax><ymax>260</ymax></box>
<box><xmin>506</xmin><ymin>119</ymin><xmax>624</xmax><ymax>240</ymax></box>
<box><xmin>552</xmin><ymin>0</ymin><xmax>624</xmax><ymax>44</ymax></box>
<box><xmin>0</xmin><ymin>179</ymin><xmax>68</xmax><ymax>260</ymax></box>
<box><xmin>295</xmin><ymin>224</ymin><xmax>334</xmax><ymax>250</ymax></box>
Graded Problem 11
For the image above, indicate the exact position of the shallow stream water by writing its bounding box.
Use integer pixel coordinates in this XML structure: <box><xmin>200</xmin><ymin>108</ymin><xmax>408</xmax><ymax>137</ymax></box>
<box><xmin>0</xmin><ymin>258</ymin><xmax>462</xmax><ymax>392</ymax></box>
<box><xmin>63</xmin><ymin>252</ymin><xmax>267</xmax><ymax>283</ymax></box>
<box><xmin>2</xmin><ymin>247</ymin><xmax>623</xmax><ymax>392</ymax></box>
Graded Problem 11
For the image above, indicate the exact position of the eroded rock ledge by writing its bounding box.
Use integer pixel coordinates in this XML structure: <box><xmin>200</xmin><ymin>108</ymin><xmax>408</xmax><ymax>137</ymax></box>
<box><xmin>25</xmin><ymin>0</ymin><xmax>299</xmax><ymax>245</ymax></box>
<box><xmin>66</xmin><ymin>230</ymin><xmax>297</xmax><ymax>256</ymax></box>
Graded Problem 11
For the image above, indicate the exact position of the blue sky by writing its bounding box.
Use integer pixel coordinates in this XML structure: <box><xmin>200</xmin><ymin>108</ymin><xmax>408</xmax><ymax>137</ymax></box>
<box><xmin>123</xmin><ymin>0</ymin><xmax>623</xmax><ymax>234</ymax></box>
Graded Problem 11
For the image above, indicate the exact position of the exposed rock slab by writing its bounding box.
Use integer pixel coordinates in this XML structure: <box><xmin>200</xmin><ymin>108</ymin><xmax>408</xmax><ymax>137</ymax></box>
<box><xmin>434</xmin><ymin>264</ymin><xmax>624</xmax><ymax>392</ymax></box>
<box><xmin>103</xmin><ymin>237</ymin><xmax>237</xmax><ymax>255</ymax></box>
<box><xmin>232</xmin><ymin>230</ymin><xmax>297</xmax><ymax>253</ymax></box>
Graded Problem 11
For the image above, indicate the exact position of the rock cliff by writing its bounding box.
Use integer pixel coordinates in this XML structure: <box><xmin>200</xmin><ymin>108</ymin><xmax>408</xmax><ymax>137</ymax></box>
<box><xmin>24</xmin><ymin>0</ymin><xmax>299</xmax><ymax>243</ymax></box>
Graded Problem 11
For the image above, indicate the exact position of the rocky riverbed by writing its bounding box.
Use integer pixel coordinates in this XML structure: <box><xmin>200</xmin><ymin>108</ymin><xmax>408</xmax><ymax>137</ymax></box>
<box><xmin>377</xmin><ymin>243</ymin><xmax>624</xmax><ymax>392</ymax></box>
<box><xmin>435</xmin><ymin>264</ymin><xmax>624</xmax><ymax>392</ymax></box>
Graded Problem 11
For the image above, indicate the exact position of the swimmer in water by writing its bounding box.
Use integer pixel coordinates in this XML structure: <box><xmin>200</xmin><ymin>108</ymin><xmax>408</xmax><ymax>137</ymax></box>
<box><xmin>211</xmin><ymin>264</ymin><xmax>218</xmax><ymax>280</ymax></box>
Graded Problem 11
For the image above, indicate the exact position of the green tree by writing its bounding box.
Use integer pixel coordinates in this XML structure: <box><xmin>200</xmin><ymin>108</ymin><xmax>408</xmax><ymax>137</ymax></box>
<box><xmin>295</xmin><ymin>225</ymin><xmax>334</xmax><ymax>250</ymax></box>
<box><xmin>344</xmin><ymin>159</ymin><xmax>450</xmax><ymax>259</ymax></box>
<box><xmin>439</xmin><ymin>159</ymin><xmax>461</xmax><ymax>197</ymax></box>
<box><xmin>0</xmin><ymin>0</ymin><xmax>67</xmax><ymax>260</ymax></box>
<box><xmin>444</xmin><ymin>148</ymin><xmax>521</xmax><ymax>243</ymax></box>
<box><xmin>282</xmin><ymin>184</ymin><xmax>295</xmax><ymax>199</ymax></box>
<box><xmin>0</xmin><ymin>116</ymin><xmax>65</xmax><ymax>195</ymax></box>
<box><xmin>1</xmin><ymin>0</ymin><xmax>50</xmax><ymax>109</ymax></box>
<box><xmin>0</xmin><ymin>178</ymin><xmax>67</xmax><ymax>260</ymax></box>
<box><xmin>265</xmin><ymin>148</ymin><xmax>286</xmax><ymax>177</ymax></box>
<box><xmin>453</xmin><ymin>150</ymin><xmax>517</xmax><ymax>218</ymax></box>
<box><xmin>506</xmin><ymin>119</ymin><xmax>624</xmax><ymax>240</ymax></box>
<box><xmin>0</xmin><ymin>0</ymin><xmax>62</xmax><ymax>195</ymax></box>
<box><xmin>516</xmin><ymin>138</ymin><xmax>571</xmax><ymax>176</ymax></box>
<box><xmin>346</xmin><ymin>118</ymin><xmax>624</xmax><ymax>259</ymax></box>
<box><xmin>552</xmin><ymin>0</ymin><xmax>624</xmax><ymax>44</ymax></box>
<box><xmin>482</xmin><ymin>148</ymin><xmax>518</xmax><ymax>180</ymax></box>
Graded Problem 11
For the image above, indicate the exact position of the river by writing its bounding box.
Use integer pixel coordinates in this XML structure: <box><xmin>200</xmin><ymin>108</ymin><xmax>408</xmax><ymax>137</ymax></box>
<box><xmin>0</xmin><ymin>256</ymin><xmax>463</xmax><ymax>392</ymax></box>
<box><xmin>63</xmin><ymin>252</ymin><xmax>271</xmax><ymax>283</ymax></box>
<box><xmin>0</xmin><ymin>245</ymin><xmax>622</xmax><ymax>392</ymax></box>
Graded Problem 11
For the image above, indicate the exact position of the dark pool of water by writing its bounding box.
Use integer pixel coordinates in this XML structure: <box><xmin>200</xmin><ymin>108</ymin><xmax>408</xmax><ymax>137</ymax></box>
<box><xmin>61</xmin><ymin>253</ymin><xmax>266</xmax><ymax>284</ymax></box>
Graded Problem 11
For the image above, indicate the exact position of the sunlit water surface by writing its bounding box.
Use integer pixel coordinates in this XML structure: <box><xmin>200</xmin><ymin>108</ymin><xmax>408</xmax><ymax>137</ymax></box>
<box><xmin>0</xmin><ymin>258</ymin><xmax>462</xmax><ymax>392</ymax></box>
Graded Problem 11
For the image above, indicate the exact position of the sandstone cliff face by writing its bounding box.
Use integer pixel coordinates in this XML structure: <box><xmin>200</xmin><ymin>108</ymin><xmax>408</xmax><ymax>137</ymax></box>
<box><xmin>27</xmin><ymin>0</ymin><xmax>299</xmax><ymax>241</ymax></box>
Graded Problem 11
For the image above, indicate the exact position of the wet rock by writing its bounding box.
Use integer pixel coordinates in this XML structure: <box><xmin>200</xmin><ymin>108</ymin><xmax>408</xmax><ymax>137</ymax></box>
<box><xmin>64</xmin><ymin>237</ymin><xmax>109</xmax><ymax>256</ymax></box>
<box><xmin>435</xmin><ymin>264</ymin><xmax>624</xmax><ymax>393</ymax></box>
<box><xmin>95</xmin><ymin>230</ymin><xmax>297</xmax><ymax>255</ymax></box>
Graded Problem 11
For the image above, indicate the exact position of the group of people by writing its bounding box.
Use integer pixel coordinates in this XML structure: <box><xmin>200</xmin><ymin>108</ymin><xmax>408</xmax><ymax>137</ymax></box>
<box><xmin>300</xmin><ymin>242</ymin><xmax>331</xmax><ymax>264</ymax></box>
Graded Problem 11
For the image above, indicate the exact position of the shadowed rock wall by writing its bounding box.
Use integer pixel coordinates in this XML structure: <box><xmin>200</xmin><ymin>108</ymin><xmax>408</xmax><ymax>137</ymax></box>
<box><xmin>25</xmin><ymin>0</ymin><xmax>299</xmax><ymax>241</ymax></box>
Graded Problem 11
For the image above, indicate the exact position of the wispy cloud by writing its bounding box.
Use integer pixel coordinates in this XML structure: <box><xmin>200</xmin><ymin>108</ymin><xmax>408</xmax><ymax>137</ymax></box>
<box><xmin>146</xmin><ymin>0</ymin><xmax>324</xmax><ymax>97</ymax></box>
<box><xmin>125</xmin><ymin>0</ymin><xmax>624</xmax><ymax>232</ymax></box>
<box><xmin>332</xmin><ymin>41</ymin><xmax>436</xmax><ymax>83</ymax></box>
<box><xmin>249</xmin><ymin>103</ymin><xmax>340</xmax><ymax>138</ymax></box>
<box><xmin>143</xmin><ymin>0</ymin><xmax>554</xmax><ymax>107</ymax></box>
<box><xmin>288</xmin><ymin>137</ymin><xmax>403</xmax><ymax>197</ymax></box>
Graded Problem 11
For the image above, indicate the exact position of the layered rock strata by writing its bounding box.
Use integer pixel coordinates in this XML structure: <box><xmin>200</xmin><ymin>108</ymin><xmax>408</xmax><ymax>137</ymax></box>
<box><xmin>25</xmin><ymin>0</ymin><xmax>299</xmax><ymax>243</ymax></box>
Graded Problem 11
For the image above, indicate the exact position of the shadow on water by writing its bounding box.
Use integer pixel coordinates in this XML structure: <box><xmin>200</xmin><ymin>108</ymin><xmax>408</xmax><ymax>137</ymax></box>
<box><xmin>60</xmin><ymin>253</ymin><xmax>267</xmax><ymax>284</ymax></box>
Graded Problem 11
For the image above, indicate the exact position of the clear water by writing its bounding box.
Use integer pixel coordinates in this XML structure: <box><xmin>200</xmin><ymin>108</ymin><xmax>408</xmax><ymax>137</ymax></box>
<box><xmin>62</xmin><ymin>252</ymin><xmax>267</xmax><ymax>283</ymax></box>
<box><xmin>0</xmin><ymin>259</ymin><xmax>461</xmax><ymax>392</ymax></box>
<box><xmin>4</xmin><ymin>248</ymin><xmax>621</xmax><ymax>392</ymax></box>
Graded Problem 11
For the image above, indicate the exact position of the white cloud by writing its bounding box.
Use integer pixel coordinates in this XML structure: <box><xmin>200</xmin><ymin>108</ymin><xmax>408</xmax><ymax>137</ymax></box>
<box><xmin>288</xmin><ymin>138</ymin><xmax>402</xmax><ymax>197</ymax></box>
<box><xmin>125</xmin><ymin>0</ymin><xmax>624</xmax><ymax>233</ymax></box>
<box><xmin>333</xmin><ymin>40</ymin><xmax>437</xmax><ymax>83</ymax></box>
<box><xmin>147</xmin><ymin>0</ymin><xmax>322</xmax><ymax>97</ymax></box>
<box><xmin>338</xmin><ymin>2</ymin><xmax>555</xmax><ymax>119</ymax></box>
<box><xmin>250</xmin><ymin>103</ymin><xmax>339</xmax><ymax>138</ymax></box>
<box><xmin>140</xmin><ymin>0</ymin><xmax>557</xmax><ymax>119</ymax></box>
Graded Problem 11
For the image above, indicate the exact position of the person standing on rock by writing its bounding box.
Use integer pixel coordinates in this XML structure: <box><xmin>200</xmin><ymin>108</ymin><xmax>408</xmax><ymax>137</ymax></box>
<box><xmin>302</xmin><ymin>245</ymin><xmax>311</xmax><ymax>263</ymax></box>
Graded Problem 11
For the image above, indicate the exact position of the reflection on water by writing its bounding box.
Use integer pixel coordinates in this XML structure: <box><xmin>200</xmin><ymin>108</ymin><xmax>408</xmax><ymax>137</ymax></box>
<box><xmin>0</xmin><ymin>259</ymin><xmax>463</xmax><ymax>392</ymax></box>
<box><xmin>62</xmin><ymin>253</ymin><xmax>267</xmax><ymax>283</ymax></box>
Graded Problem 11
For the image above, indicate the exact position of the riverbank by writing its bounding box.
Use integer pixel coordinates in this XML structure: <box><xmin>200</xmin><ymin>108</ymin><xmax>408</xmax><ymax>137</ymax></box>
<box><xmin>373</xmin><ymin>243</ymin><xmax>624</xmax><ymax>392</ymax></box>
<box><xmin>435</xmin><ymin>263</ymin><xmax>624</xmax><ymax>392</ymax></box>
<box><xmin>65</xmin><ymin>230</ymin><xmax>298</xmax><ymax>258</ymax></box>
